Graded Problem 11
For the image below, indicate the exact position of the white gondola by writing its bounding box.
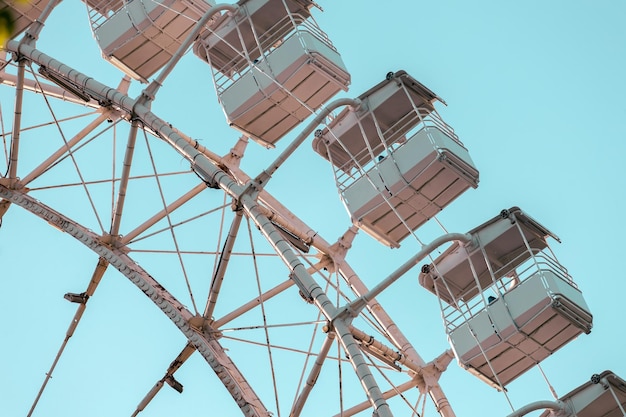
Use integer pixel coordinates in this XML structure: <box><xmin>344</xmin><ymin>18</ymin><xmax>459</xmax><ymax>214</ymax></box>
<box><xmin>194</xmin><ymin>0</ymin><xmax>313</xmax><ymax>76</ymax></box>
<box><xmin>419</xmin><ymin>207</ymin><xmax>593</xmax><ymax>388</ymax></box>
<box><xmin>312</xmin><ymin>71</ymin><xmax>479</xmax><ymax>247</ymax></box>
<box><xmin>539</xmin><ymin>371</ymin><xmax>626</xmax><ymax>417</ymax></box>
<box><xmin>420</xmin><ymin>207</ymin><xmax>556</xmax><ymax>305</ymax></box>
<box><xmin>84</xmin><ymin>0</ymin><xmax>216</xmax><ymax>82</ymax></box>
<box><xmin>193</xmin><ymin>0</ymin><xmax>350</xmax><ymax>147</ymax></box>
<box><xmin>2</xmin><ymin>0</ymin><xmax>54</xmax><ymax>38</ymax></box>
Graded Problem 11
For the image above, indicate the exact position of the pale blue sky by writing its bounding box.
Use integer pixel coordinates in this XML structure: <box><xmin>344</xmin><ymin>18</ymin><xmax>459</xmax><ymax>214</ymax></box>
<box><xmin>1</xmin><ymin>1</ymin><xmax>625</xmax><ymax>416</ymax></box>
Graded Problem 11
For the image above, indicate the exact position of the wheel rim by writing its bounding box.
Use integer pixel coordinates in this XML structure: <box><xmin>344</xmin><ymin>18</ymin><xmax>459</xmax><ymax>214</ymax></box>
<box><xmin>0</xmin><ymin>39</ymin><xmax>454</xmax><ymax>417</ymax></box>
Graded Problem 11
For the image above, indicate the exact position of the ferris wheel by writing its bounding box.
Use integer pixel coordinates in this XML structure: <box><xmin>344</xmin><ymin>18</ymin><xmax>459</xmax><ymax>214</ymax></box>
<box><xmin>1</xmin><ymin>1</ymin><xmax>624</xmax><ymax>416</ymax></box>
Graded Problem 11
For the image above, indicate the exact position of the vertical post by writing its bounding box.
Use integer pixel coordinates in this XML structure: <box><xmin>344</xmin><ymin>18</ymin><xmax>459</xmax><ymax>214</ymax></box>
<box><xmin>204</xmin><ymin>208</ymin><xmax>244</xmax><ymax>320</ymax></box>
<box><xmin>8</xmin><ymin>59</ymin><xmax>25</xmax><ymax>181</ymax></box>
<box><xmin>110</xmin><ymin>119</ymin><xmax>139</xmax><ymax>236</ymax></box>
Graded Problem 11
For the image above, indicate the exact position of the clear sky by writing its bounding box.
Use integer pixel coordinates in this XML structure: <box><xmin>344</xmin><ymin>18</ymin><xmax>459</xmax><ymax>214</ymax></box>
<box><xmin>1</xmin><ymin>0</ymin><xmax>625</xmax><ymax>416</ymax></box>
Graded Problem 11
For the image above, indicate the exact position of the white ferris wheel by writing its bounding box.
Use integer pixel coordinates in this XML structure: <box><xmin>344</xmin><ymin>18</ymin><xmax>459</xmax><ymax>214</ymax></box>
<box><xmin>1</xmin><ymin>1</ymin><xmax>625</xmax><ymax>416</ymax></box>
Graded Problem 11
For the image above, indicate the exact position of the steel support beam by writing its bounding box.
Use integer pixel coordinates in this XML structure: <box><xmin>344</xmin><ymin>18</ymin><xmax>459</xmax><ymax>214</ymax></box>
<box><xmin>0</xmin><ymin>185</ymin><xmax>270</xmax><ymax>417</ymax></box>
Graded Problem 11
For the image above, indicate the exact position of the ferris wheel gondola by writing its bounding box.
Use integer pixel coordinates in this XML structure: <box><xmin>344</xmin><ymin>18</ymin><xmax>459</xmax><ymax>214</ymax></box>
<box><xmin>0</xmin><ymin>1</ymin><xmax>620</xmax><ymax>417</ymax></box>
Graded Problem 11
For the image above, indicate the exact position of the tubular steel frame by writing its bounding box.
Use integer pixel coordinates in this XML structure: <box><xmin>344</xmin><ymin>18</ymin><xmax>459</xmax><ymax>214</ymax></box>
<box><xmin>1</xmin><ymin>37</ymin><xmax>462</xmax><ymax>417</ymax></box>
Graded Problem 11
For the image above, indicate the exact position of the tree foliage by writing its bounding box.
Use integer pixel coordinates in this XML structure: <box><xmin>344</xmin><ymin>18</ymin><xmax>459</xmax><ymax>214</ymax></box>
<box><xmin>0</xmin><ymin>1</ymin><xmax>16</xmax><ymax>47</ymax></box>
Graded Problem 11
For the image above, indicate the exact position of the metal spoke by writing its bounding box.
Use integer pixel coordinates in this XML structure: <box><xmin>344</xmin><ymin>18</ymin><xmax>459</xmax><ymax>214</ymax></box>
<box><xmin>246</xmin><ymin>216</ymin><xmax>281</xmax><ymax>416</ymax></box>
<box><xmin>221</xmin><ymin>320</ymin><xmax>326</xmax><ymax>332</ymax></box>
<box><xmin>29</xmin><ymin>171</ymin><xmax>191</xmax><ymax>192</ymax></box>
<box><xmin>220</xmin><ymin>334</ymin><xmax>344</xmax><ymax>359</ymax></box>
<box><xmin>109</xmin><ymin>119</ymin><xmax>139</xmax><ymax>236</ymax></box>
<box><xmin>142</xmin><ymin>127</ymin><xmax>198</xmax><ymax>314</ymax></box>
<box><xmin>334</xmin><ymin>380</ymin><xmax>418</xmax><ymax>417</ymax></box>
<box><xmin>20</xmin><ymin>112</ymin><xmax>112</xmax><ymax>186</ymax></box>
<box><xmin>204</xmin><ymin>208</ymin><xmax>243</xmax><ymax>320</ymax></box>
<box><xmin>290</xmin><ymin>332</ymin><xmax>335</xmax><ymax>417</ymax></box>
<box><xmin>30</xmin><ymin>63</ymin><xmax>106</xmax><ymax>233</ymax></box>
<box><xmin>131</xmin><ymin>343</ymin><xmax>196</xmax><ymax>417</ymax></box>
<box><xmin>213</xmin><ymin>260</ymin><xmax>330</xmax><ymax>328</ymax></box>
<box><xmin>124</xmin><ymin>201</ymin><xmax>229</xmax><ymax>245</ymax></box>
<box><xmin>289</xmin><ymin>273</ymin><xmax>336</xmax><ymax>415</ymax></box>
<box><xmin>1</xmin><ymin>101</ymin><xmax>8</xmax><ymax>169</ymax></box>
<box><xmin>27</xmin><ymin>258</ymin><xmax>109</xmax><ymax>417</ymax></box>
<box><xmin>2</xmin><ymin>185</ymin><xmax>270</xmax><ymax>416</ymax></box>
<box><xmin>120</xmin><ymin>182</ymin><xmax>206</xmax><ymax>244</ymax></box>
<box><xmin>1</xmin><ymin>111</ymin><xmax>99</xmax><ymax>137</ymax></box>
<box><xmin>7</xmin><ymin>58</ymin><xmax>25</xmax><ymax>181</ymax></box>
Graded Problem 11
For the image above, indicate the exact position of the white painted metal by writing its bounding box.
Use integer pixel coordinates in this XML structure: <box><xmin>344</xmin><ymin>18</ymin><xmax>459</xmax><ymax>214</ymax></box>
<box><xmin>331</xmin><ymin>234</ymin><xmax>458</xmax><ymax>417</ymax></box>
<box><xmin>3</xmin><ymin>39</ymin><xmax>462</xmax><ymax>416</ymax></box>
<box><xmin>419</xmin><ymin>207</ymin><xmax>558</xmax><ymax>305</ymax></box>
<box><xmin>219</xmin><ymin>32</ymin><xmax>349</xmax><ymax>146</ymax></box>
<box><xmin>0</xmin><ymin>70</ymin><xmax>102</xmax><ymax>107</ymax></box>
<box><xmin>3</xmin><ymin>0</ymin><xmax>603</xmax><ymax>412</ymax></box>
<box><xmin>418</xmin><ymin>207</ymin><xmax>592</xmax><ymax>388</ymax></box>
<box><xmin>85</xmin><ymin>0</ymin><xmax>217</xmax><ymax>82</ymax></box>
<box><xmin>83</xmin><ymin>0</ymin><xmax>124</xmax><ymax>16</ymax></box>
<box><xmin>313</xmin><ymin>71</ymin><xmax>478</xmax><ymax>247</ymax></box>
<box><xmin>0</xmin><ymin>184</ymin><xmax>271</xmax><ymax>417</ymax></box>
<box><xmin>346</xmin><ymin>126</ymin><xmax>478</xmax><ymax>247</ymax></box>
<box><xmin>290</xmin><ymin>333</ymin><xmax>335</xmax><ymax>417</ymax></box>
<box><xmin>19</xmin><ymin>112</ymin><xmax>114</xmax><ymax>186</ymax></box>
<box><xmin>27</xmin><ymin>259</ymin><xmax>108</xmax><ymax>417</ymax></box>
<box><xmin>194</xmin><ymin>0</ymin><xmax>350</xmax><ymax>146</ymax></box>
<box><xmin>7</xmin><ymin>59</ymin><xmax>24</xmax><ymax>182</ymax></box>
<box><xmin>194</xmin><ymin>0</ymin><xmax>314</xmax><ymax>75</ymax></box>
<box><xmin>506</xmin><ymin>401</ymin><xmax>567</xmax><ymax>417</ymax></box>
<box><xmin>131</xmin><ymin>344</ymin><xmax>195</xmax><ymax>416</ymax></box>
<box><xmin>449</xmin><ymin>268</ymin><xmax>592</xmax><ymax>387</ymax></box>
<box><xmin>347</xmin><ymin>232</ymin><xmax>473</xmax><ymax>314</ymax></box>
<box><xmin>538</xmin><ymin>371</ymin><xmax>626</xmax><ymax>417</ymax></box>
<box><xmin>312</xmin><ymin>71</ymin><xmax>442</xmax><ymax>172</ymax></box>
